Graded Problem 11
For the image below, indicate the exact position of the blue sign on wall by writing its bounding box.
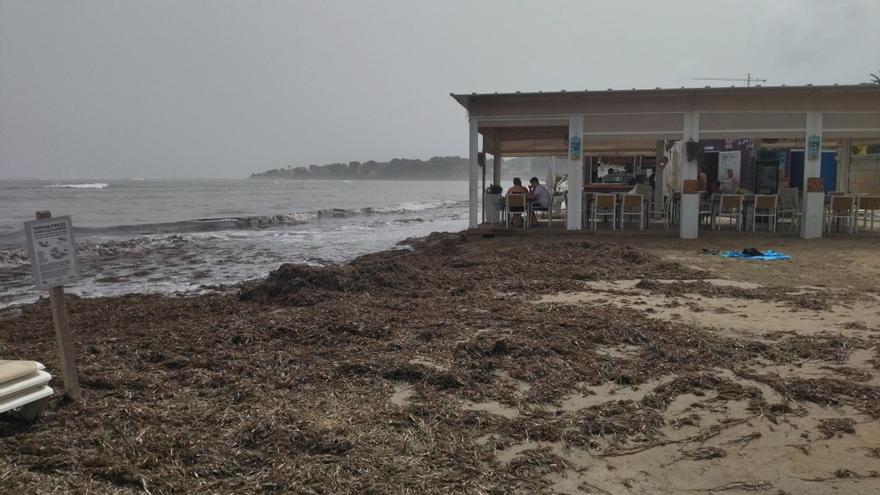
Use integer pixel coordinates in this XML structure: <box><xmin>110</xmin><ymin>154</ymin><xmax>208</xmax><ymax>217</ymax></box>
<box><xmin>569</xmin><ymin>136</ymin><xmax>581</xmax><ymax>161</ymax></box>
<box><xmin>807</xmin><ymin>135</ymin><xmax>821</xmax><ymax>160</ymax></box>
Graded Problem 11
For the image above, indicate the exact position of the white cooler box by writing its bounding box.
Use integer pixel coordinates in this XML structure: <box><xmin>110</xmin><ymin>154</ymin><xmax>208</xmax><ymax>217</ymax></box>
<box><xmin>0</xmin><ymin>360</ymin><xmax>54</xmax><ymax>420</ymax></box>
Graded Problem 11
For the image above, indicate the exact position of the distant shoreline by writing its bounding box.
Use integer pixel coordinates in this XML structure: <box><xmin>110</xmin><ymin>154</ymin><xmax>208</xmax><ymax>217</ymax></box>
<box><xmin>249</xmin><ymin>176</ymin><xmax>473</xmax><ymax>181</ymax></box>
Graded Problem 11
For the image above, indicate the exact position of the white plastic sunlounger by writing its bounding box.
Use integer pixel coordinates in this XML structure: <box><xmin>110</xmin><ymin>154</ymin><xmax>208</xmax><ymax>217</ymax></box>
<box><xmin>0</xmin><ymin>360</ymin><xmax>54</xmax><ymax>421</ymax></box>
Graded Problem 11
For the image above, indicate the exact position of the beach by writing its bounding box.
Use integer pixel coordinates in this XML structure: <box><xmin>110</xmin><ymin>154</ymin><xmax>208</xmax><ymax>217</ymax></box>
<box><xmin>1</xmin><ymin>231</ymin><xmax>879</xmax><ymax>494</ymax></box>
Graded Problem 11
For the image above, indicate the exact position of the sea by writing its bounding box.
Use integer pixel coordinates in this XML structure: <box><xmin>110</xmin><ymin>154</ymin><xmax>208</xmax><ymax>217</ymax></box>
<box><xmin>0</xmin><ymin>179</ymin><xmax>469</xmax><ymax>308</ymax></box>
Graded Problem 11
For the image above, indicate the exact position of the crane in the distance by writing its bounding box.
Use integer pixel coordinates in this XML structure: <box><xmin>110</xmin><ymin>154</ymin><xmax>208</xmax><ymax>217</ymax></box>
<box><xmin>692</xmin><ymin>72</ymin><xmax>768</xmax><ymax>87</ymax></box>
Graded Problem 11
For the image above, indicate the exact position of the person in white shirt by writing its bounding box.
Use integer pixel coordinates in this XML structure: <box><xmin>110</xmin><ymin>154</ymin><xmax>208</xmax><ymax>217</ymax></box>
<box><xmin>629</xmin><ymin>175</ymin><xmax>652</xmax><ymax>198</ymax></box>
<box><xmin>720</xmin><ymin>168</ymin><xmax>738</xmax><ymax>194</ymax></box>
<box><xmin>528</xmin><ymin>177</ymin><xmax>551</xmax><ymax>208</ymax></box>
<box><xmin>527</xmin><ymin>177</ymin><xmax>552</xmax><ymax>225</ymax></box>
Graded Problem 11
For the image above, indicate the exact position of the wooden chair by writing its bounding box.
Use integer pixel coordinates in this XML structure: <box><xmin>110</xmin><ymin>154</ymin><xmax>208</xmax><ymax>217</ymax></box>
<box><xmin>857</xmin><ymin>196</ymin><xmax>880</xmax><ymax>232</ymax></box>
<box><xmin>752</xmin><ymin>194</ymin><xmax>778</xmax><ymax>232</ymax></box>
<box><xmin>621</xmin><ymin>194</ymin><xmax>645</xmax><ymax>230</ymax></box>
<box><xmin>581</xmin><ymin>191</ymin><xmax>592</xmax><ymax>229</ymax></box>
<box><xmin>540</xmin><ymin>195</ymin><xmax>564</xmax><ymax>228</ymax></box>
<box><xmin>698</xmin><ymin>198</ymin><xmax>714</xmax><ymax>228</ymax></box>
<box><xmin>505</xmin><ymin>194</ymin><xmax>527</xmax><ymax>228</ymax></box>
<box><xmin>647</xmin><ymin>196</ymin><xmax>671</xmax><ymax>229</ymax></box>
<box><xmin>777</xmin><ymin>189</ymin><xmax>802</xmax><ymax>231</ymax></box>
<box><xmin>715</xmin><ymin>194</ymin><xmax>743</xmax><ymax>231</ymax></box>
<box><xmin>826</xmin><ymin>195</ymin><xmax>856</xmax><ymax>234</ymax></box>
<box><xmin>592</xmin><ymin>193</ymin><xmax>617</xmax><ymax>230</ymax></box>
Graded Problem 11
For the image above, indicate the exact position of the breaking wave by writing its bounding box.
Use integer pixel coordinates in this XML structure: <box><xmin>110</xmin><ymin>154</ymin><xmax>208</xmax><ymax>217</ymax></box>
<box><xmin>42</xmin><ymin>183</ymin><xmax>110</xmax><ymax>189</ymax></box>
<box><xmin>0</xmin><ymin>201</ymin><xmax>467</xmax><ymax>258</ymax></box>
<box><xmin>0</xmin><ymin>236</ymin><xmax>191</xmax><ymax>269</ymax></box>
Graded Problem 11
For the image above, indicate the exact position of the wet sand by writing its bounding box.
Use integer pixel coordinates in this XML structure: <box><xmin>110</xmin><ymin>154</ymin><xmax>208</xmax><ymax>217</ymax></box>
<box><xmin>1</xmin><ymin>231</ymin><xmax>879</xmax><ymax>494</ymax></box>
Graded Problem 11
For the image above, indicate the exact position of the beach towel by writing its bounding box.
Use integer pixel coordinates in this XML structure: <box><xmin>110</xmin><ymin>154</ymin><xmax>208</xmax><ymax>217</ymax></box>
<box><xmin>720</xmin><ymin>249</ymin><xmax>791</xmax><ymax>261</ymax></box>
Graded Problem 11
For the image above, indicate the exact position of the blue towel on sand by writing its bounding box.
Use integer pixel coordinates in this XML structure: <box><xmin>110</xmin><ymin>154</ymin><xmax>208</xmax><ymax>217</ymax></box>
<box><xmin>720</xmin><ymin>250</ymin><xmax>791</xmax><ymax>260</ymax></box>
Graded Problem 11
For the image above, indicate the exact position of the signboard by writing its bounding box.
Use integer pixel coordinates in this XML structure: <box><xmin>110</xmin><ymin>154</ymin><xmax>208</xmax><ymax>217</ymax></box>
<box><xmin>569</xmin><ymin>136</ymin><xmax>582</xmax><ymax>161</ymax></box>
<box><xmin>807</xmin><ymin>134</ymin><xmax>821</xmax><ymax>160</ymax></box>
<box><xmin>718</xmin><ymin>151</ymin><xmax>741</xmax><ymax>182</ymax></box>
<box><xmin>25</xmin><ymin>216</ymin><xmax>80</xmax><ymax>290</ymax></box>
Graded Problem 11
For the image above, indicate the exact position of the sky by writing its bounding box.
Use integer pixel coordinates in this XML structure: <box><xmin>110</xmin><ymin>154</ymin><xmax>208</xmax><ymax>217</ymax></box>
<box><xmin>1</xmin><ymin>0</ymin><xmax>879</xmax><ymax>179</ymax></box>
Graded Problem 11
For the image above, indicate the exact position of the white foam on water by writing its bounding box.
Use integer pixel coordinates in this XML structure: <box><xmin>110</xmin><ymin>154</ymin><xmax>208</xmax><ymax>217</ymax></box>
<box><xmin>42</xmin><ymin>182</ymin><xmax>110</xmax><ymax>189</ymax></box>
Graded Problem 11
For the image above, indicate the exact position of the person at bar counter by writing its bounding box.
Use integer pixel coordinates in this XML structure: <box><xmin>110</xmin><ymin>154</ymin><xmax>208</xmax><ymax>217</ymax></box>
<box><xmin>505</xmin><ymin>177</ymin><xmax>529</xmax><ymax>226</ymax></box>
<box><xmin>629</xmin><ymin>175</ymin><xmax>652</xmax><ymax>198</ymax></box>
<box><xmin>705</xmin><ymin>180</ymin><xmax>722</xmax><ymax>200</ymax></box>
<box><xmin>720</xmin><ymin>168</ymin><xmax>738</xmax><ymax>193</ymax></box>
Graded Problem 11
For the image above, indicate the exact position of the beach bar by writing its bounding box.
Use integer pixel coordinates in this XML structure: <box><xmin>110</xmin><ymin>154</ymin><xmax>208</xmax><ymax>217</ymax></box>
<box><xmin>452</xmin><ymin>85</ymin><xmax>880</xmax><ymax>239</ymax></box>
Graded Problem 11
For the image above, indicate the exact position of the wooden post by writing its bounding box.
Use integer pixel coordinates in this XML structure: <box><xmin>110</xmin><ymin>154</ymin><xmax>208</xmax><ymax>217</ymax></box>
<box><xmin>36</xmin><ymin>210</ymin><xmax>81</xmax><ymax>401</ymax></box>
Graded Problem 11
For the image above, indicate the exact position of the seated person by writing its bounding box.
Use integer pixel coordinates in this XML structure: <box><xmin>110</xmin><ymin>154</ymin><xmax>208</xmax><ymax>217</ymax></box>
<box><xmin>527</xmin><ymin>177</ymin><xmax>552</xmax><ymax>225</ymax></box>
<box><xmin>505</xmin><ymin>177</ymin><xmax>529</xmax><ymax>197</ymax></box>
<box><xmin>505</xmin><ymin>177</ymin><xmax>529</xmax><ymax>226</ymax></box>
<box><xmin>527</xmin><ymin>177</ymin><xmax>552</xmax><ymax>210</ymax></box>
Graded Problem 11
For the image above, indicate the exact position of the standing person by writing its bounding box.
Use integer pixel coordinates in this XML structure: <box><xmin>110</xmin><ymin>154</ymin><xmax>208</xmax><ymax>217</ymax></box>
<box><xmin>698</xmin><ymin>167</ymin><xmax>708</xmax><ymax>192</ymax></box>
<box><xmin>629</xmin><ymin>176</ymin><xmax>652</xmax><ymax>198</ymax></box>
<box><xmin>720</xmin><ymin>168</ymin><xmax>738</xmax><ymax>193</ymax></box>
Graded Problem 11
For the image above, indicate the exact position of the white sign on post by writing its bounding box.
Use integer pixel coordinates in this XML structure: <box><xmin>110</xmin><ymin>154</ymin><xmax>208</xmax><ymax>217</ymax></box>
<box><xmin>718</xmin><ymin>151</ymin><xmax>741</xmax><ymax>182</ymax></box>
<box><xmin>24</xmin><ymin>215</ymin><xmax>80</xmax><ymax>290</ymax></box>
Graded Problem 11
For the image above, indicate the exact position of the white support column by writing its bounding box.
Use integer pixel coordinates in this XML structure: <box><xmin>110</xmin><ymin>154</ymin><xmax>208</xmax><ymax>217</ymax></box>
<box><xmin>680</xmin><ymin>112</ymin><xmax>700</xmax><ymax>239</ymax></box>
<box><xmin>493</xmin><ymin>130</ymin><xmax>502</xmax><ymax>186</ymax></box>
<box><xmin>801</xmin><ymin>112</ymin><xmax>823</xmax><ymax>239</ymax></box>
<box><xmin>837</xmin><ymin>139</ymin><xmax>851</xmax><ymax>193</ymax></box>
<box><xmin>654</xmin><ymin>140</ymin><xmax>665</xmax><ymax>218</ymax></box>
<box><xmin>468</xmin><ymin>118</ymin><xmax>479</xmax><ymax>228</ymax></box>
<box><xmin>566</xmin><ymin>115</ymin><xmax>585</xmax><ymax>230</ymax></box>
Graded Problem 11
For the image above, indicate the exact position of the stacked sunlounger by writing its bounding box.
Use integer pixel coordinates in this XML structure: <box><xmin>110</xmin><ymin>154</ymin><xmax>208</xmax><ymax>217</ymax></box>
<box><xmin>0</xmin><ymin>360</ymin><xmax>53</xmax><ymax>420</ymax></box>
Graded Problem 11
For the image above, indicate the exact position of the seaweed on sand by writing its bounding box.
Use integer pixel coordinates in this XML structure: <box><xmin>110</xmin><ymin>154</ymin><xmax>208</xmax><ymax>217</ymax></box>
<box><xmin>635</xmin><ymin>279</ymin><xmax>834</xmax><ymax>311</ymax></box>
<box><xmin>1</xmin><ymin>236</ymin><xmax>877</xmax><ymax>493</ymax></box>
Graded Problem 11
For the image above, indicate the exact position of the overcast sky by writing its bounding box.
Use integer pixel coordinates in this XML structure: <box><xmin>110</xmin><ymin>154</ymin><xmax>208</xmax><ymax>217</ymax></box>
<box><xmin>1</xmin><ymin>0</ymin><xmax>878</xmax><ymax>179</ymax></box>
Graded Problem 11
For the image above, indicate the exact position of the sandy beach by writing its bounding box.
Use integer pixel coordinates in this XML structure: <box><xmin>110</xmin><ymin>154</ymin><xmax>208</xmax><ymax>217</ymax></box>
<box><xmin>1</xmin><ymin>231</ymin><xmax>879</xmax><ymax>494</ymax></box>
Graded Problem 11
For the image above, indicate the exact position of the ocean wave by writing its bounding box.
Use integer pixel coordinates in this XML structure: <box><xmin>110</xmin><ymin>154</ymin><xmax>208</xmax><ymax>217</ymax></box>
<box><xmin>0</xmin><ymin>200</ymin><xmax>468</xmax><ymax>243</ymax></box>
<box><xmin>43</xmin><ymin>182</ymin><xmax>110</xmax><ymax>189</ymax></box>
<box><xmin>373</xmin><ymin>199</ymin><xmax>464</xmax><ymax>214</ymax></box>
<box><xmin>0</xmin><ymin>236</ymin><xmax>191</xmax><ymax>269</ymax></box>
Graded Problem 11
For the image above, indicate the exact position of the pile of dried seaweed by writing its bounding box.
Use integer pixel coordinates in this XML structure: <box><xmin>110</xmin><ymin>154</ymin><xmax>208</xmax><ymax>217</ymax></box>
<box><xmin>239</xmin><ymin>250</ymin><xmax>424</xmax><ymax>305</ymax></box>
<box><xmin>1</xmin><ymin>234</ymin><xmax>877</xmax><ymax>493</ymax></box>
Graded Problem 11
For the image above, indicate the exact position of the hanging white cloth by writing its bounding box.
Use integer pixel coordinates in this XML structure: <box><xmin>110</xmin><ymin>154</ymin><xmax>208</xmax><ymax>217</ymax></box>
<box><xmin>547</xmin><ymin>156</ymin><xmax>556</xmax><ymax>194</ymax></box>
<box><xmin>665</xmin><ymin>141</ymin><xmax>683</xmax><ymax>194</ymax></box>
